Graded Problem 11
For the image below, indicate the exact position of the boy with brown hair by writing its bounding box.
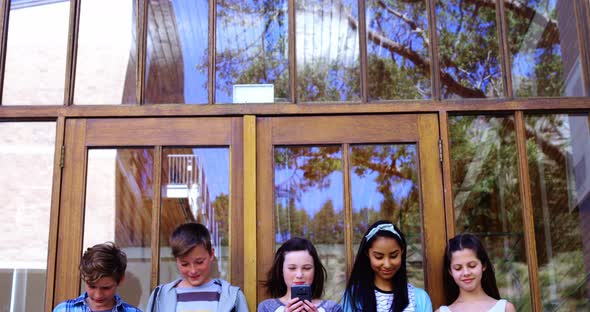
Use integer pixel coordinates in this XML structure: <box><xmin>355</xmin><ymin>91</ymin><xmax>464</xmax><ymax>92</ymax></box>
<box><xmin>53</xmin><ymin>241</ymin><xmax>142</xmax><ymax>312</ymax></box>
<box><xmin>146</xmin><ymin>222</ymin><xmax>248</xmax><ymax>312</ymax></box>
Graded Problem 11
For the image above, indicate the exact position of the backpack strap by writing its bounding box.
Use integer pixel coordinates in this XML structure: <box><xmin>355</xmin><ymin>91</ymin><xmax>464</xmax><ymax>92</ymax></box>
<box><xmin>151</xmin><ymin>286</ymin><xmax>161</xmax><ymax>312</ymax></box>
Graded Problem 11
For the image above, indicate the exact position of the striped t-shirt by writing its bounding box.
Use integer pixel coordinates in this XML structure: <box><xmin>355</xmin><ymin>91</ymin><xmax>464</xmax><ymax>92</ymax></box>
<box><xmin>375</xmin><ymin>286</ymin><xmax>393</xmax><ymax>312</ymax></box>
<box><xmin>374</xmin><ymin>284</ymin><xmax>417</xmax><ymax>312</ymax></box>
<box><xmin>175</xmin><ymin>279</ymin><xmax>221</xmax><ymax>312</ymax></box>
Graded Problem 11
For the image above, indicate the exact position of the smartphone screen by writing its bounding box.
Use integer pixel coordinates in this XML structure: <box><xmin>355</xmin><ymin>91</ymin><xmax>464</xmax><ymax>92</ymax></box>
<box><xmin>291</xmin><ymin>284</ymin><xmax>312</xmax><ymax>302</ymax></box>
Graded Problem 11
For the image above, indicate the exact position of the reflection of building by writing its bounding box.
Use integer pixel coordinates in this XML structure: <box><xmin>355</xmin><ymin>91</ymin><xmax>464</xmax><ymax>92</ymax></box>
<box><xmin>165</xmin><ymin>154</ymin><xmax>218</xmax><ymax>249</ymax></box>
<box><xmin>557</xmin><ymin>0</ymin><xmax>590</xmax><ymax>300</ymax></box>
<box><xmin>112</xmin><ymin>149</ymin><xmax>225</xmax><ymax>305</ymax></box>
<box><xmin>0</xmin><ymin>122</ymin><xmax>54</xmax><ymax>312</ymax></box>
<box><xmin>557</xmin><ymin>0</ymin><xmax>583</xmax><ymax>98</ymax></box>
<box><xmin>114</xmin><ymin>150</ymin><xmax>219</xmax><ymax>250</ymax></box>
<box><xmin>3</xmin><ymin>0</ymin><xmax>590</xmax><ymax>310</ymax></box>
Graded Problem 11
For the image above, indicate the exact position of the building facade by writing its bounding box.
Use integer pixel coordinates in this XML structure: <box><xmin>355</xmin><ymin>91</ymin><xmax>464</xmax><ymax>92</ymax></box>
<box><xmin>1</xmin><ymin>0</ymin><xmax>590</xmax><ymax>311</ymax></box>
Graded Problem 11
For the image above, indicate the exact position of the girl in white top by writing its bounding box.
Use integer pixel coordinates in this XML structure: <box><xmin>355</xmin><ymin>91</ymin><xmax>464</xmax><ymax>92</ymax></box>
<box><xmin>436</xmin><ymin>233</ymin><xmax>516</xmax><ymax>312</ymax></box>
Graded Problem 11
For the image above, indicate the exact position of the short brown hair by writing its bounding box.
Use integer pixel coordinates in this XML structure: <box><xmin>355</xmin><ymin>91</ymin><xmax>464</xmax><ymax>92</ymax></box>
<box><xmin>80</xmin><ymin>242</ymin><xmax>127</xmax><ymax>284</ymax></box>
<box><xmin>170</xmin><ymin>222</ymin><xmax>212</xmax><ymax>258</ymax></box>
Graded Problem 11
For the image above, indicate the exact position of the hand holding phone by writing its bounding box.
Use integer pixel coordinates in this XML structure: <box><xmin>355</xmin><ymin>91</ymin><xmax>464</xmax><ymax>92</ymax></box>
<box><xmin>291</xmin><ymin>284</ymin><xmax>312</xmax><ymax>302</ymax></box>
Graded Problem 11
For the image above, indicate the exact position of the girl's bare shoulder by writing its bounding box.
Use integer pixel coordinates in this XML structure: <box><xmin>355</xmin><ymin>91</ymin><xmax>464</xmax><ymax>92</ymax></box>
<box><xmin>504</xmin><ymin>301</ymin><xmax>516</xmax><ymax>312</ymax></box>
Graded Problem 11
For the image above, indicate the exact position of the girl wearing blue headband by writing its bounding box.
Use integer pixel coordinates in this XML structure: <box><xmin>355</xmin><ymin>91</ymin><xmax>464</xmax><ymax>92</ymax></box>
<box><xmin>342</xmin><ymin>220</ymin><xmax>432</xmax><ymax>312</ymax></box>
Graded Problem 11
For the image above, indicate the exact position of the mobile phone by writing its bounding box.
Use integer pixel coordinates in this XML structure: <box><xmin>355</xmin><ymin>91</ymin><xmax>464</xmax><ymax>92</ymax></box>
<box><xmin>291</xmin><ymin>284</ymin><xmax>312</xmax><ymax>302</ymax></box>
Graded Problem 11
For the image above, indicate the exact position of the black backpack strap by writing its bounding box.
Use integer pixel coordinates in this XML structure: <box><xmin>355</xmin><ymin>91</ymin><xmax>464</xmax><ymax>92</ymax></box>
<box><xmin>151</xmin><ymin>286</ymin><xmax>161</xmax><ymax>312</ymax></box>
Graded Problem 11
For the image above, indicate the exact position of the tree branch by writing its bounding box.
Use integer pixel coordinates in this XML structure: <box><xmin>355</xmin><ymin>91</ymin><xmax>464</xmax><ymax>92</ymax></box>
<box><xmin>376</xmin><ymin>0</ymin><xmax>426</xmax><ymax>40</ymax></box>
<box><xmin>347</xmin><ymin>13</ymin><xmax>486</xmax><ymax>97</ymax></box>
<box><xmin>466</xmin><ymin>0</ymin><xmax>559</xmax><ymax>47</ymax></box>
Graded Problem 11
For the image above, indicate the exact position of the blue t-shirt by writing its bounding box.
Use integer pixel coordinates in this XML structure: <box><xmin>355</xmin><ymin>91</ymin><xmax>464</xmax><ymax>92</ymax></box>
<box><xmin>52</xmin><ymin>292</ymin><xmax>141</xmax><ymax>312</ymax></box>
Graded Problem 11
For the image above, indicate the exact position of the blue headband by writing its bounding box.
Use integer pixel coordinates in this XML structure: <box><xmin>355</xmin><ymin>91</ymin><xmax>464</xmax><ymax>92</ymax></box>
<box><xmin>365</xmin><ymin>223</ymin><xmax>401</xmax><ymax>241</ymax></box>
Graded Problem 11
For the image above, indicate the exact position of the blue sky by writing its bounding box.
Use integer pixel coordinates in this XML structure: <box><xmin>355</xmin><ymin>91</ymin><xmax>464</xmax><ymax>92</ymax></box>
<box><xmin>193</xmin><ymin>145</ymin><xmax>416</xmax><ymax>218</ymax></box>
<box><xmin>274</xmin><ymin>146</ymin><xmax>416</xmax><ymax>217</ymax></box>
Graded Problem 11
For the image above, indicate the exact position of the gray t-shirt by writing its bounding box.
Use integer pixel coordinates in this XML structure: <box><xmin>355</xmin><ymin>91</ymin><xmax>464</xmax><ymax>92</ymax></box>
<box><xmin>257</xmin><ymin>298</ymin><xmax>343</xmax><ymax>312</ymax></box>
<box><xmin>175</xmin><ymin>280</ymin><xmax>221</xmax><ymax>312</ymax></box>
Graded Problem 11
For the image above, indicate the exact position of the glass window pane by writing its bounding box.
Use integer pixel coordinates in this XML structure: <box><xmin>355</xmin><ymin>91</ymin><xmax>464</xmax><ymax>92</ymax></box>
<box><xmin>296</xmin><ymin>0</ymin><xmax>360</xmax><ymax>102</ymax></box>
<box><xmin>436</xmin><ymin>0</ymin><xmax>504</xmax><ymax>99</ymax></box>
<box><xmin>274</xmin><ymin>146</ymin><xmax>345</xmax><ymax>301</ymax></box>
<box><xmin>74</xmin><ymin>0</ymin><xmax>137</xmax><ymax>105</ymax></box>
<box><xmin>2</xmin><ymin>2</ymin><xmax>69</xmax><ymax>105</ymax></box>
<box><xmin>159</xmin><ymin>148</ymin><xmax>230</xmax><ymax>282</ymax></box>
<box><xmin>449</xmin><ymin>115</ymin><xmax>531</xmax><ymax>309</ymax></box>
<box><xmin>216</xmin><ymin>0</ymin><xmax>289</xmax><ymax>104</ymax></box>
<box><xmin>525</xmin><ymin>114</ymin><xmax>590</xmax><ymax>310</ymax></box>
<box><xmin>83</xmin><ymin>148</ymin><xmax>154</xmax><ymax>309</ymax></box>
<box><xmin>366</xmin><ymin>0</ymin><xmax>431</xmax><ymax>100</ymax></box>
<box><xmin>350</xmin><ymin>144</ymin><xmax>424</xmax><ymax>287</ymax></box>
<box><xmin>508</xmin><ymin>1</ymin><xmax>583</xmax><ymax>97</ymax></box>
<box><xmin>145</xmin><ymin>0</ymin><xmax>209</xmax><ymax>104</ymax></box>
<box><xmin>0</xmin><ymin>122</ymin><xmax>55</xmax><ymax>311</ymax></box>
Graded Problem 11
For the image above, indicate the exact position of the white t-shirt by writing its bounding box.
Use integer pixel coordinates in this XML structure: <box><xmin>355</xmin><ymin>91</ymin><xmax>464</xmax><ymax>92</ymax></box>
<box><xmin>438</xmin><ymin>299</ymin><xmax>507</xmax><ymax>312</ymax></box>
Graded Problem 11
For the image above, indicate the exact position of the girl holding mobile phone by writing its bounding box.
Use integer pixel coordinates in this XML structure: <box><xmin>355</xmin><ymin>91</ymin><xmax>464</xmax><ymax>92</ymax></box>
<box><xmin>342</xmin><ymin>220</ymin><xmax>432</xmax><ymax>312</ymax></box>
<box><xmin>258</xmin><ymin>237</ymin><xmax>342</xmax><ymax>312</ymax></box>
<box><xmin>436</xmin><ymin>233</ymin><xmax>516</xmax><ymax>312</ymax></box>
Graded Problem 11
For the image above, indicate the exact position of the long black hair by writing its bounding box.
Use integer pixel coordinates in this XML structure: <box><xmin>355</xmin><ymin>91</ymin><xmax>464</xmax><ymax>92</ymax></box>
<box><xmin>343</xmin><ymin>220</ymin><xmax>409</xmax><ymax>312</ymax></box>
<box><xmin>442</xmin><ymin>233</ymin><xmax>500</xmax><ymax>304</ymax></box>
<box><xmin>262</xmin><ymin>237</ymin><xmax>327</xmax><ymax>299</ymax></box>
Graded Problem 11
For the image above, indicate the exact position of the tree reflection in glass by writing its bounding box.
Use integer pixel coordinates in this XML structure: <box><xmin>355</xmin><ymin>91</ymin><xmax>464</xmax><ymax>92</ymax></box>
<box><xmin>507</xmin><ymin>1</ymin><xmax>582</xmax><ymax>97</ymax></box>
<box><xmin>215</xmin><ymin>0</ymin><xmax>289</xmax><ymax>103</ymax></box>
<box><xmin>449</xmin><ymin>115</ymin><xmax>530</xmax><ymax>309</ymax></box>
<box><xmin>296</xmin><ymin>0</ymin><xmax>361</xmax><ymax>102</ymax></box>
<box><xmin>349</xmin><ymin>144</ymin><xmax>423</xmax><ymax>287</ymax></box>
<box><xmin>273</xmin><ymin>144</ymin><xmax>424</xmax><ymax>298</ymax></box>
<box><xmin>436</xmin><ymin>0</ymin><xmax>503</xmax><ymax>98</ymax></box>
<box><xmin>526</xmin><ymin>114</ymin><xmax>590</xmax><ymax>310</ymax></box>
<box><xmin>274</xmin><ymin>146</ymin><xmax>345</xmax><ymax>301</ymax></box>
<box><xmin>366</xmin><ymin>0</ymin><xmax>431</xmax><ymax>100</ymax></box>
